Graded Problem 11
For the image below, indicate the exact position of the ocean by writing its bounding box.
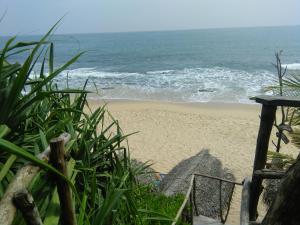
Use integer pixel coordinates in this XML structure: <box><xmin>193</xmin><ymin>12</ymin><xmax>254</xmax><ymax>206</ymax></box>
<box><xmin>2</xmin><ymin>26</ymin><xmax>300</xmax><ymax>103</ymax></box>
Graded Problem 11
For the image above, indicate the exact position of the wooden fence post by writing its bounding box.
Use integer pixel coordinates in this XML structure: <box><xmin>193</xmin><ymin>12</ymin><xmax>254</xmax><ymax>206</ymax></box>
<box><xmin>50</xmin><ymin>137</ymin><xmax>76</xmax><ymax>225</ymax></box>
<box><xmin>13</xmin><ymin>188</ymin><xmax>43</xmax><ymax>225</ymax></box>
<box><xmin>249</xmin><ymin>104</ymin><xmax>276</xmax><ymax>220</ymax></box>
<box><xmin>0</xmin><ymin>133</ymin><xmax>70</xmax><ymax>225</ymax></box>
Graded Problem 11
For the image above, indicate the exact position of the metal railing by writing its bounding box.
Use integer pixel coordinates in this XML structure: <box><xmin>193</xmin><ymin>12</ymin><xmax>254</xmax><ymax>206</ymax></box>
<box><xmin>172</xmin><ymin>173</ymin><xmax>243</xmax><ymax>225</ymax></box>
<box><xmin>172</xmin><ymin>174</ymin><xmax>195</xmax><ymax>225</ymax></box>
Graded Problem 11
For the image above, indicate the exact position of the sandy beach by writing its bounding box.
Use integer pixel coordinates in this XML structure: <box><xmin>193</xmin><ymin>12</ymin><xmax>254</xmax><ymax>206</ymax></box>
<box><xmin>89</xmin><ymin>99</ymin><xmax>297</xmax><ymax>224</ymax></box>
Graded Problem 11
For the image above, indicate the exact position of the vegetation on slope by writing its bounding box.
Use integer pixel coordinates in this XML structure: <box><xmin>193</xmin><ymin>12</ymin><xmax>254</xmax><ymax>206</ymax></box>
<box><xmin>263</xmin><ymin>52</ymin><xmax>300</xmax><ymax>207</ymax></box>
<box><xmin>0</xmin><ymin>24</ymin><xmax>183</xmax><ymax>225</ymax></box>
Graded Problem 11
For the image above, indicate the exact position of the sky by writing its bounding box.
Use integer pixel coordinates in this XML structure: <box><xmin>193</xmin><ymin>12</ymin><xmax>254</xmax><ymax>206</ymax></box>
<box><xmin>0</xmin><ymin>0</ymin><xmax>300</xmax><ymax>36</ymax></box>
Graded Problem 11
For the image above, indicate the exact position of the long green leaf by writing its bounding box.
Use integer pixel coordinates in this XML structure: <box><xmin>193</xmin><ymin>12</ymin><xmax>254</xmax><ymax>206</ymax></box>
<box><xmin>49</xmin><ymin>43</ymin><xmax>54</xmax><ymax>74</ymax></box>
<box><xmin>0</xmin><ymin>138</ymin><xmax>69</xmax><ymax>184</ymax></box>
<box><xmin>0</xmin><ymin>155</ymin><xmax>17</xmax><ymax>182</ymax></box>
<box><xmin>0</xmin><ymin>124</ymin><xmax>10</xmax><ymax>138</ymax></box>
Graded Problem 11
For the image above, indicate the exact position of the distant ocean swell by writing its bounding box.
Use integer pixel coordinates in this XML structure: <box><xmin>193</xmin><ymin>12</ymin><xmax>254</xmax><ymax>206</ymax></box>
<box><xmin>51</xmin><ymin>66</ymin><xmax>279</xmax><ymax>103</ymax></box>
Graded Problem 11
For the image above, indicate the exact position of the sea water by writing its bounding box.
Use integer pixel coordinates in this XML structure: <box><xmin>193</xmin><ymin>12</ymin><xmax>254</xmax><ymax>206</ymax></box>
<box><xmin>1</xmin><ymin>26</ymin><xmax>300</xmax><ymax>103</ymax></box>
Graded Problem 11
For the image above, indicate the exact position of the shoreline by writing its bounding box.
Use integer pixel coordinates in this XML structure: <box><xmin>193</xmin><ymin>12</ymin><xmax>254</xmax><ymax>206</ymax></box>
<box><xmin>88</xmin><ymin>97</ymin><xmax>260</xmax><ymax>107</ymax></box>
<box><xmin>87</xmin><ymin>91</ymin><xmax>261</xmax><ymax>106</ymax></box>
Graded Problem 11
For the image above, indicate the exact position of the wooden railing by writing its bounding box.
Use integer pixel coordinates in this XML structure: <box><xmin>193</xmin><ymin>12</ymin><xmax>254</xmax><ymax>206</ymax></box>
<box><xmin>249</xmin><ymin>95</ymin><xmax>300</xmax><ymax>221</ymax></box>
<box><xmin>0</xmin><ymin>133</ymin><xmax>72</xmax><ymax>225</ymax></box>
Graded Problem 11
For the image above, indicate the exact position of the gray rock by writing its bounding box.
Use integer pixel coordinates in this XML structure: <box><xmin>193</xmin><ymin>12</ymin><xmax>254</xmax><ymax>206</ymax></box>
<box><xmin>160</xmin><ymin>149</ymin><xmax>235</xmax><ymax>220</ymax></box>
<box><xmin>263</xmin><ymin>179</ymin><xmax>281</xmax><ymax>207</ymax></box>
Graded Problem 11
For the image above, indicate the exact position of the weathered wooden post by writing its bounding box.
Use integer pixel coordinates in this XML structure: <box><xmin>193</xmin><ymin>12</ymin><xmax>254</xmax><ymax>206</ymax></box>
<box><xmin>13</xmin><ymin>189</ymin><xmax>43</xmax><ymax>225</ymax></box>
<box><xmin>240</xmin><ymin>177</ymin><xmax>251</xmax><ymax>225</ymax></box>
<box><xmin>0</xmin><ymin>133</ymin><xmax>70</xmax><ymax>225</ymax></box>
<box><xmin>249</xmin><ymin>95</ymin><xmax>300</xmax><ymax>221</ymax></box>
<box><xmin>50</xmin><ymin>137</ymin><xmax>76</xmax><ymax>225</ymax></box>
<box><xmin>249</xmin><ymin>97</ymin><xmax>276</xmax><ymax>220</ymax></box>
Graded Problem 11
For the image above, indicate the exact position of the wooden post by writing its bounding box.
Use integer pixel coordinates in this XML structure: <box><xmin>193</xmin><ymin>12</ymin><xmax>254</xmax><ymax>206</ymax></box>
<box><xmin>50</xmin><ymin>137</ymin><xmax>76</xmax><ymax>225</ymax></box>
<box><xmin>240</xmin><ymin>177</ymin><xmax>251</xmax><ymax>225</ymax></box>
<box><xmin>0</xmin><ymin>133</ymin><xmax>70</xmax><ymax>225</ymax></box>
<box><xmin>13</xmin><ymin>189</ymin><xmax>43</xmax><ymax>225</ymax></box>
<box><xmin>249</xmin><ymin>104</ymin><xmax>276</xmax><ymax>221</ymax></box>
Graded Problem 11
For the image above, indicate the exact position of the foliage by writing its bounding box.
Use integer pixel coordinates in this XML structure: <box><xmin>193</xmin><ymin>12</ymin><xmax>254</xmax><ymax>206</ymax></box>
<box><xmin>266</xmin><ymin>52</ymin><xmax>299</xmax><ymax>168</ymax></box>
<box><xmin>267</xmin><ymin>151</ymin><xmax>295</xmax><ymax>169</ymax></box>
<box><xmin>0</xmin><ymin>25</ymin><xmax>183</xmax><ymax>224</ymax></box>
<box><xmin>271</xmin><ymin>52</ymin><xmax>300</xmax><ymax>151</ymax></box>
<box><xmin>263</xmin><ymin>52</ymin><xmax>300</xmax><ymax>208</ymax></box>
<box><xmin>136</xmin><ymin>185</ymin><xmax>185</xmax><ymax>225</ymax></box>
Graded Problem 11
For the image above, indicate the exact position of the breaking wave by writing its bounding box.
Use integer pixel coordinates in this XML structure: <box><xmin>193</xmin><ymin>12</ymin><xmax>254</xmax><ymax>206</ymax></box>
<box><xmin>282</xmin><ymin>63</ymin><xmax>300</xmax><ymax>70</ymax></box>
<box><xmin>51</xmin><ymin>66</ymin><xmax>277</xmax><ymax>103</ymax></box>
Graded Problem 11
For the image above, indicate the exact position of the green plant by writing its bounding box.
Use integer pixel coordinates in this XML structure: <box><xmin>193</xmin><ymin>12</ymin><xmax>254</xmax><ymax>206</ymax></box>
<box><xmin>265</xmin><ymin>52</ymin><xmax>298</xmax><ymax>168</ymax></box>
<box><xmin>136</xmin><ymin>185</ymin><xmax>185</xmax><ymax>225</ymax></box>
<box><xmin>0</xmin><ymin>22</ymin><xmax>82</xmax><ymax>198</ymax></box>
<box><xmin>267</xmin><ymin>151</ymin><xmax>295</xmax><ymax>169</ymax></box>
<box><xmin>0</xmin><ymin>25</ymin><xmax>183</xmax><ymax>225</ymax></box>
<box><xmin>263</xmin><ymin>52</ymin><xmax>300</xmax><ymax>208</ymax></box>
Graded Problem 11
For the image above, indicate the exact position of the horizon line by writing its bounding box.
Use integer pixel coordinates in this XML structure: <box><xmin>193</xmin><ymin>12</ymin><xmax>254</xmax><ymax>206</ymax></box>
<box><xmin>1</xmin><ymin>24</ymin><xmax>300</xmax><ymax>37</ymax></box>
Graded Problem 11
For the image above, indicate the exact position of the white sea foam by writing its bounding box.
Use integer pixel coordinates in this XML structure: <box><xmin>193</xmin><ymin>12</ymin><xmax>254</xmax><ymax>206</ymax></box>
<box><xmin>53</xmin><ymin>66</ymin><xmax>276</xmax><ymax>103</ymax></box>
<box><xmin>282</xmin><ymin>63</ymin><xmax>300</xmax><ymax>70</ymax></box>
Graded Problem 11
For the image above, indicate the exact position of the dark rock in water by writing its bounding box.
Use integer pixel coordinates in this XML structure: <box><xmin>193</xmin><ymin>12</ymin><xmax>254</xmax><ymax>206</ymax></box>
<box><xmin>101</xmin><ymin>87</ymin><xmax>114</xmax><ymax>90</ymax></box>
<box><xmin>198</xmin><ymin>88</ymin><xmax>218</xmax><ymax>93</ymax></box>
<box><xmin>160</xmin><ymin>149</ymin><xmax>235</xmax><ymax>220</ymax></box>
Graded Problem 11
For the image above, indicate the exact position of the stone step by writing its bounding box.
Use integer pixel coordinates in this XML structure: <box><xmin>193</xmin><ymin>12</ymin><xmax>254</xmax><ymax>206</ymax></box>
<box><xmin>193</xmin><ymin>215</ymin><xmax>231</xmax><ymax>225</ymax></box>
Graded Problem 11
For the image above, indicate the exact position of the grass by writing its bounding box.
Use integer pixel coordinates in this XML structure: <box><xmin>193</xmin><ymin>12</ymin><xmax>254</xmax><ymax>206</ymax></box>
<box><xmin>136</xmin><ymin>185</ymin><xmax>185</xmax><ymax>225</ymax></box>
